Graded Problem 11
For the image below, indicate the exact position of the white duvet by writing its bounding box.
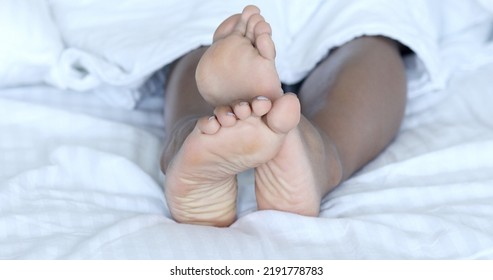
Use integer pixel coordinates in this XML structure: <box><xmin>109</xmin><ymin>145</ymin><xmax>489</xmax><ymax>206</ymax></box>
<box><xmin>3</xmin><ymin>0</ymin><xmax>492</xmax><ymax>111</ymax></box>
<box><xmin>1</xmin><ymin>0</ymin><xmax>493</xmax><ymax>259</ymax></box>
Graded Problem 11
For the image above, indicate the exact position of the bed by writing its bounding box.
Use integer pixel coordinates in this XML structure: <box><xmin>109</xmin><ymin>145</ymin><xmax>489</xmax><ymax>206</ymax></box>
<box><xmin>1</xmin><ymin>0</ymin><xmax>493</xmax><ymax>259</ymax></box>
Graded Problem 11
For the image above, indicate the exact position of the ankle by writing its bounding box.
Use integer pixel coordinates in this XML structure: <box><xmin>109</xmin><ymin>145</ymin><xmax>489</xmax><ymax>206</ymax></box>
<box><xmin>324</xmin><ymin>138</ymin><xmax>344</xmax><ymax>189</ymax></box>
<box><xmin>309</xmin><ymin>122</ymin><xmax>344</xmax><ymax>191</ymax></box>
<box><xmin>161</xmin><ymin>115</ymin><xmax>200</xmax><ymax>173</ymax></box>
<box><xmin>298</xmin><ymin>116</ymin><xmax>343</xmax><ymax>192</ymax></box>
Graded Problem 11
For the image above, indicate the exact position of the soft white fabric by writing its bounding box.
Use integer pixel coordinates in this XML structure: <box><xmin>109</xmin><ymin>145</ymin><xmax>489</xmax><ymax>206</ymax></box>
<box><xmin>2</xmin><ymin>0</ymin><xmax>490</xmax><ymax>110</ymax></box>
<box><xmin>478</xmin><ymin>0</ymin><xmax>493</xmax><ymax>12</ymax></box>
<box><xmin>0</xmin><ymin>85</ymin><xmax>166</xmax><ymax>137</ymax></box>
<box><xmin>284</xmin><ymin>0</ymin><xmax>491</xmax><ymax>114</ymax></box>
<box><xmin>45</xmin><ymin>0</ymin><xmax>491</xmax><ymax>111</ymax></box>
<box><xmin>2</xmin><ymin>0</ymin><xmax>488</xmax><ymax>110</ymax></box>
<box><xmin>0</xmin><ymin>0</ymin><xmax>63</xmax><ymax>87</ymax></box>
<box><xmin>46</xmin><ymin>0</ymin><xmax>248</xmax><ymax>96</ymax></box>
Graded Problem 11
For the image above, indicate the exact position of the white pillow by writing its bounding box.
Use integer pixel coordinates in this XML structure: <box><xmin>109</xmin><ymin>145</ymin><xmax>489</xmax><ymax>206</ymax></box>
<box><xmin>0</xmin><ymin>0</ymin><xmax>63</xmax><ymax>87</ymax></box>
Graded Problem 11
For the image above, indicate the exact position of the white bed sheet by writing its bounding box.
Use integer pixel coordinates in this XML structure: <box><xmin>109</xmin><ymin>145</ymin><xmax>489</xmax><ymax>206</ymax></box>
<box><xmin>1</xmin><ymin>55</ymin><xmax>493</xmax><ymax>259</ymax></box>
<box><xmin>0</xmin><ymin>85</ymin><xmax>166</xmax><ymax>138</ymax></box>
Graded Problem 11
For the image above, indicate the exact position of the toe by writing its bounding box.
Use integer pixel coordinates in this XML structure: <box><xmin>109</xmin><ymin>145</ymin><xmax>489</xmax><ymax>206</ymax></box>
<box><xmin>214</xmin><ymin>106</ymin><xmax>237</xmax><ymax>127</ymax></box>
<box><xmin>197</xmin><ymin>116</ymin><xmax>221</xmax><ymax>135</ymax></box>
<box><xmin>251</xmin><ymin>96</ymin><xmax>273</xmax><ymax>117</ymax></box>
<box><xmin>234</xmin><ymin>5</ymin><xmax>261</xmax><ymax>36</ymax></box>
<box><xmin>245</xmin><ymin>14</ymin><xmax>265</xmax><ymax>42</ymax></box>
<box><xmin>213</xmin><ymin>14</ymin><xmax>241</xmax><ymax>42</ymax></box>
<box><xmin>233</xmin><ymin>101</ymin><xmax>252</xmax><ymax>120</ymax></box>
<box><xmin>266</xmin><ymin>93</ymin><xmax>301</xmax><ymax>134</ymax></box>
<box><xmin>255</xmin><ymin>21</ymin><xmax>276</xmax><ymax>60</ymax></box>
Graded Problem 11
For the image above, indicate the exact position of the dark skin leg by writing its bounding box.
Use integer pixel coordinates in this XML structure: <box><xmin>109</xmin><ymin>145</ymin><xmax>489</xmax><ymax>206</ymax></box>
<box><xmin>160</xmin><ymin>47</ymin><xmax>211</xmax><ymax>171</ymax></box>
<box><xmin>299</xmin><ymin>36</ymin><xmax>406</xmax><ymax>184</ymax></box>
<box><xmin>163</xmin><ymin>47</ymin><xmax>211</xmax><ymax>130</ymax></box>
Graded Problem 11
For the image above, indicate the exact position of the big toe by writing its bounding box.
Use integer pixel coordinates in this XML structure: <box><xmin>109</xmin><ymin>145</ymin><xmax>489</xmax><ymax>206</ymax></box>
<box><xmin>213</xmin><ymin>5</ymin><xmax>261</xmax><ymax>41</ymax></box>
<box><xmin>233</xmin><ymin>5</ymin><xmax>261</xmax><ymax>36</ymax></box>
<box><xmin>265</xmin><ymin>93</ymin><xmax>301</xmax><ymax>134</ymax></box>
<box><xmin>213</xmin><ymin>14</ymin><xmax>241</xmax><ymax>42</ymax></box>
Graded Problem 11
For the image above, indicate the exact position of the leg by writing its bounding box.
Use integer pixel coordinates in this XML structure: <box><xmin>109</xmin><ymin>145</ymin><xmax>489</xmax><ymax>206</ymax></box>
<box><xmin>161</xmin><ymin>47</ymin><xmax>212</xmax><ymax>172</ymax></box>
<box><xmin>254</xmin><ymin>36</ymin><xmax>407</xmax><ymax>214</ymax></box>
<box><xmin>299</xmin><ymin>36</ymin><xmax>406</xmax><ymax>182</ymax></box>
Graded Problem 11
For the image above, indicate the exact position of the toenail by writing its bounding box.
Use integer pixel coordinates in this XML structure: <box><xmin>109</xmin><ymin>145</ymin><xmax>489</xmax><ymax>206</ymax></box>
<box><xmin>239</xmin><ymin>101</ymin><xmax>249</xmax><ymax>106</ymax></box>
<box><xmin>208</xmin><ymin>116</ymin><xmax>216</xmax><ymax>121</ymax></box>
<box><xmin>256</xmin><ymin>96</ymin><xmax>269</xmax><ymax>101</ymax></box>
<box><xmin>226</xmin><ymin>112</ymin><xmax>236</xmax><ymax>117</ymax></box>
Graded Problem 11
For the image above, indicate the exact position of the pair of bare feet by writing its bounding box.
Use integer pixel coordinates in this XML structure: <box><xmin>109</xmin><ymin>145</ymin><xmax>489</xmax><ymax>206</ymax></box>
<box><xmin>164</xmin><ymin>6</ymin><xmax>332</xmax><ymax>227</ymax></box>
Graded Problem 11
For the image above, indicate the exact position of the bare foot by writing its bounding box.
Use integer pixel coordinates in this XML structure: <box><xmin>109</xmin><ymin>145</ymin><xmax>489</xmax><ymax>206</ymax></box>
<box><xmin>165</xmin><ymin>5</ymin><xmax>341</xmax><ymax>226</ymax></box>
<box><xmin>255</xmin><ymin>116</ymin><xmax>341</xmax><ymax>217</ymax></box>
<box><xmin>165</xmin><ymin>95</ymin><xmax>300</xmax><ymax>227</ymax></box>
<box><xmin>196</xmin><ymin>5</ymin><xmax>282</xmax><ymax>106</ymax></box>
